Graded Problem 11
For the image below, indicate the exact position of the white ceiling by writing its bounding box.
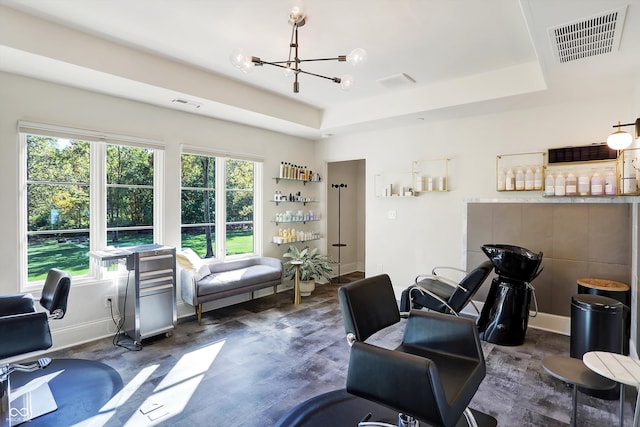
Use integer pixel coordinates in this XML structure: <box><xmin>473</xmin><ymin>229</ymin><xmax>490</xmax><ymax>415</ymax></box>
<box><xmin>0</xmin><ymin>0</ymin><xmax>639</xmax><ymax>139</ymax></box>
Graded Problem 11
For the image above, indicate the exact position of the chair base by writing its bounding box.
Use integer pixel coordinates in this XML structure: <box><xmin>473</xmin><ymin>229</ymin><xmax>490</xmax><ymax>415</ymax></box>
<box><xmin>10</xmin><ymin>382</ymin><xmax>58</xmax><ymax>426</ymax></box>
<box><xmin>274</xmin><ymin>389</ymin><xmax>497</xmax><ymax>427</ymax></box>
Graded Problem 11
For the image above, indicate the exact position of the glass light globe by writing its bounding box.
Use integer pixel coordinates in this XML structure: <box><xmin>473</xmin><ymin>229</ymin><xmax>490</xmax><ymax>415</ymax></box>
<box><xmin>340</xmin><ymin>74</ymin><xmax>355</xmax><ymax>91</ymax></box>
<box><xmin>230</xmin><ymin>48</ymin><xmax>247</xmax><ymax>69</ymax></box>
<box><xmin>288</xmin><ymin>0</ymin><xmax>306</xmax><ymax>24</ymax></box>
<box><xmin>283</xmin><ymin>64</ymin><xmax>295</xmax><ymax>77</ymax></box>
<box><xmin>607</xmin><ymin>130</ymin><xmax>633</xmax><ymax>150</ymax></box>
<box><xmin>347</xmin><ymin>48</ymin><xmax>368</xmax><ymax>68</ymax></box>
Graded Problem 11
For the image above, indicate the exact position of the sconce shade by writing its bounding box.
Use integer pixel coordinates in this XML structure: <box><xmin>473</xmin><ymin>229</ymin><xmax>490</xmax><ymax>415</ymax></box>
<box><xmin>607</xmin><ymin>119</ymin><xmax>637</xmax><ymax>150</ymax></box>
<box><xmin>607</xmin><ymin>130</ymin><xmax>633</xmax><ymax>150</ymax></box>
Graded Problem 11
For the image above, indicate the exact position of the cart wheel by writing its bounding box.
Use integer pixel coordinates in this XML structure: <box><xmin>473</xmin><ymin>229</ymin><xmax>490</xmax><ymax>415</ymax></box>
<box><xmin>165</xmin><ymin>331</ymin><xmax>173</xmax><ymax>338</ymax></box>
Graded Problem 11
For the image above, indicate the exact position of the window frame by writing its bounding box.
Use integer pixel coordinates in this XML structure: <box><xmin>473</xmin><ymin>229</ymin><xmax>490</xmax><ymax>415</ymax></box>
<box><xmin>18</xmin><ymin>121</ymin><xmax>164</xmax><ymax>291</ymax></box>
<box><xmin>180</xmin><ymin>147</ymin><xmax>263</xmax><ymax>261</ymax></box>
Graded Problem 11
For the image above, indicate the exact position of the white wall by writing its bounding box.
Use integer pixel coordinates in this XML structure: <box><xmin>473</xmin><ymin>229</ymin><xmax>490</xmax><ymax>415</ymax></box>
<box><xmin>318</xmin><ymin>91</ymin><xmax>638</xmax><ymax>296</ymax></box>
<box><xmin>0</xmin><ymin>71</ymin><xmax>317</xmax><ymax>351</ymax></box>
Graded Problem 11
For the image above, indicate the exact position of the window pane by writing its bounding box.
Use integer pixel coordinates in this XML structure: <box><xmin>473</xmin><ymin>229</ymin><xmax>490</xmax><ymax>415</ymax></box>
<box><xmin>181</xmin><ymin>154</ymin><xmax>215</xmax><ymax>188</ymax></box>
<box><xmin>27</xmin><ymin>136</ymin><xmax>90</xmax><ymax>182</ymax></box>
<box><xmin>226</xmin><ymin>190</ymin><xmax>254</xmax><ymax>222</ymax></box>
<box><xmin>28</xmin><ymin>232</ymin><xmax>90</xmax><ymax>281</ymax></box>
<box><xmin>181</xmin><ymin>189</ymin><xmax>215</xmax><ymax>225</ymax></box>
<box><xmin>107</xmin><ymin>229</ymin><xmax>154</xmax><ymax>247</ymax></box>
<box><xmin>27</xmin><ymin>135</ymin><xmax>90</xmax><ymax>282</ymax></box>
<box><xmin>28</xmin><ymin>184</ymin><xmax>90</xmax><ymax>231</ymax></box>
<box><xmin>181</xmin><ymin>226</ymin><xmax>215</xmax><ymax>258</ymax></box>
<box><xmin>225</xmin><ymin>159</ymin><xmax>253</xmax><ymax>190</ymax></box>
<box><xmin>107</xmin><ymin>145</ymin><xmax>153</xmax><ymax>185</ymax></box>
<box><xmin>107</xmin><ymin>187</ymin><xmax>154</xmax><ymax>227</ymax></box>
<box><xmin>226</xmin><ymin>223</ymin><xmax>253</xmax><ymax>255</ymax></box>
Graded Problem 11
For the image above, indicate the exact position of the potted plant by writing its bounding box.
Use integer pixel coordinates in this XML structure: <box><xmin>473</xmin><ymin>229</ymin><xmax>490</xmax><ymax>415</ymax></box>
<box><xmin>283</xmin><ymin>245</ymin><xmax>334</xmax><ymax>296</ymax></box>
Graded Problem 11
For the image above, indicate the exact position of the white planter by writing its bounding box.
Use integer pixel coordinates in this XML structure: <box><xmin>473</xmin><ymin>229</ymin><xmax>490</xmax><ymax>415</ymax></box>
<box><xmin>299</xmin><ymin>279</ymin><xmax>315</xmax><ymax>296</ymax></box>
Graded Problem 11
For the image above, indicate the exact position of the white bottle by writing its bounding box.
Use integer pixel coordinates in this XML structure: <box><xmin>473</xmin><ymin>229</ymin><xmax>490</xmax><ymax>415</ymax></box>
<box><xmin>505</xmin><ymin>169</ymin><xmax>515</xmax><ymax>191</ymax></box>
<box><xmin>525</xmin><ymin>167</ymin><xmax>534</xmax><ymax>190</ymax></box>
<box><xmin>578</xmin><ymin>173</ymin><xmax>590</xmax><ymax>196</ymax></box>
<box><xmin>497</xmin><ymin>169</ymin><xmax>506</xmax><ymax>191</ymax></box>
<box><xmin>534</xmin><ymin>166</ymin><xmax>543</xmax><ymax>190</ymax></box>
<box><xmin>515</xmin><ymin>168</ymin><xmax>525</xmax><ymax>190</ymax></box>
<box><xmin>591</xmin><ymin>172</ymin><xmax>604</xmax><ymax>196</ymax></box>
<box><xmin>544</xmin><ymin>173</ymin><xmax>555</xmax><ymax>196</ymax></box>
<box><xmin>555</xmin><ymin>173</ymin><xmax>566</xmax><ymax>196</ymax></box>
<box><xmin>605</xmin><ymin>170</ymin><xmax>617</xmax><ymax>195</ymax></box>
<box><xmin>565</xmin><ymin>172</ymin><xmax>577</xmax><ymax>196</ymax></box>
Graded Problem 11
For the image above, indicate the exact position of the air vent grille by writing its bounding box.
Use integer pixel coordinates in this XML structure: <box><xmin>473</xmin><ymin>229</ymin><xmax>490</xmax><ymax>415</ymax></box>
<box><xmin>549</xmin><ymin>6</ymin><xmax>626</xmax><ymax>63</ymax></box>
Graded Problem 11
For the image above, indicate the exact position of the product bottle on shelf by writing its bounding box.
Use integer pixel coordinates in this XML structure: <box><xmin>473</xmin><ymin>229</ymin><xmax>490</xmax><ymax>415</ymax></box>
<box><xmin>515</xmin><ymin>168</ymin><xmax>525</xmax><ymax>190</ymax></box>
<box><xmin>506</xmin><ymin>169</ymin><xmax>515</xmax><ymax>191</ymax></box>
<box><xmin>605</xmin><ymin>170</ymin><xmax>617</xmax><ymax>195</ymax></box>
<box><xmin>524</xmin><ymin>167</ymin><xmax>534</xmax><ymax>190</ymax></box>
<box><xmin>578</xmin><ymin>172</ymin><xmax>590</xmax><ymax>196</ymax></box>
<box><xmin>565</xmin><ymin>172</ymin><xmax>577</xmax><ymax>196</ymax></box>
<box><xmin>497</xmin><ymin>170</ymin><xmax>506</xmax><ymax>191</ymax></box>
<box><xmin>591</xmin><ymin>172</ymin><xmax>604</xmax><ymax>196</ymax></box>
<box><xmin>534</xmin><ymin>166</ymin><xmax>543</xmax><ymax>190</ymax></box>
<box><xmin>544</xmin><ymin>173</ymin><xmax>555</xmax><ymax>196</ymax></box>
<box><xmin>554</xmin><ymin>173</ymin><xmax>566</xmax><ymax>196</ymax></box>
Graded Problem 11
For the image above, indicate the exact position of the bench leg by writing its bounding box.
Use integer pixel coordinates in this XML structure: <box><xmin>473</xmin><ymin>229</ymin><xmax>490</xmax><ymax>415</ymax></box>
<box><xmin>273</xmin><ymin>285</ymin><xmax>278</xmax><ymax>304</ymax></box>
<box><xmin>196</xmin><ymin>304</ymin><xmax>202</xmax><ymax>325</ymax></box>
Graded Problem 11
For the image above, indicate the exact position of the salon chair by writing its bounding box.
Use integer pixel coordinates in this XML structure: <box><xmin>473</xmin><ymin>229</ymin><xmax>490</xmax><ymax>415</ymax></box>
<box><xmin>400</xmin><ymin>261</ymin><xmax>493</xmax><ymax>317</ymax></box>
<box><xmin>1</xmin><ymin>268</ymin><xmax>70</xmax><ymax>427</ymax></box>
<box><xmin>339</xmin><ymin>274</ymin><xmax>494</xmax><ymax>427</ymax></box>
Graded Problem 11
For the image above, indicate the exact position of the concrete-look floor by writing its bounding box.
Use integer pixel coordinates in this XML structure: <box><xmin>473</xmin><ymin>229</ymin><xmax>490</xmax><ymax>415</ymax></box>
<box><xmin>46</xmin><ymin>274</ymin><xmax>635</xmax><ymax>426</ymax></box>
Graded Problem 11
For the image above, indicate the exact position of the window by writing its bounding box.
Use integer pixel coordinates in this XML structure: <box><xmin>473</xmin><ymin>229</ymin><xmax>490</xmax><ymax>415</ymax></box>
<box><xmin>181</xmin><ymin>153</ymin><xmax>261</xmax><ymax>259</ymax></box>
<box><xmin>106</xmin><ymin>145</ymin><xmax>155</xmax><ymax>246</ymax></box>
<box><xmin>20</xmin><ymin>122</ymin><xmax>162</xmax><ymax>285</ymax></box>
<box><xmin>26</xmin><ymin>136</ymin><xmax>90</xmax><ymax>280</ymax></box>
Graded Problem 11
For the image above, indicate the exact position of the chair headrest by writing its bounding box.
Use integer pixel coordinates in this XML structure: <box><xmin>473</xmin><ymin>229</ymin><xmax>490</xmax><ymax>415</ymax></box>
<box><xmin>40</xmin><ymin>268</ymin><xmax>71</xmax><ymax>319</ymax></box>
<box><xmin>338</xmin><ymin>274</ymin><xmax>400</xmax><ymax>342</ymax></box>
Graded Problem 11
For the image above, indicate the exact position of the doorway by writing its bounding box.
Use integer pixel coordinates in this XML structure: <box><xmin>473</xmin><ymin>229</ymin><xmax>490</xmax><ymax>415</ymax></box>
<box><xmin>327</xmin><ymin>159</ymin><xmax>366</xmax><ymax>279</ymax></box>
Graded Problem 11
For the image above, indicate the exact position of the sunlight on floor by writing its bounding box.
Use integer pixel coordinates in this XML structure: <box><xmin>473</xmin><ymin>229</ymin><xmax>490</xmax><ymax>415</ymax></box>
<box><xmin>124</xmin><ymin>340</ymin><xmax>225</xmax><ymax>426</ymax></box>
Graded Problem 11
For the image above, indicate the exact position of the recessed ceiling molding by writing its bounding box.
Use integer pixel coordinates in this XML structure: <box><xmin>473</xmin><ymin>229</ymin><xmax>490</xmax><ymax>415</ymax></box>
<box><xmin>321</xmin><ymin>61</ymin><xmax>548</xmax><ymax>130</ymax></box>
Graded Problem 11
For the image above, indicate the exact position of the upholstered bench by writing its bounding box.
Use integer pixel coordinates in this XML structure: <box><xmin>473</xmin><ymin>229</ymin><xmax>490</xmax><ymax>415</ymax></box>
<box><xmin>178</xmin><ymin>249</ymin><xmax>283</xmax><ymax>324</ymax></box>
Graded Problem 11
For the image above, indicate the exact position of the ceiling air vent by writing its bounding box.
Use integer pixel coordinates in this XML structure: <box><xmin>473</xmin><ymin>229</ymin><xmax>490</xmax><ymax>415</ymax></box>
<box><xmin>377</xmin><ymin>73</ymin><xmax>416</xmax><ymax>89</ymax></box>
<box><xmin>549</xmin><ymin>6</ymin><xmax>627</xmax><ymax>64</ymax></box>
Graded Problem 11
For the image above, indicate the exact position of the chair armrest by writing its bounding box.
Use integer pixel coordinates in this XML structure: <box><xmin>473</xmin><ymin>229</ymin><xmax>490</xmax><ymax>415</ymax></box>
<box><xmin>179</xmin><ymin>268</ymin><xmax>197</xmax><ymax>306</ymax></box>
<box><xmin>0</xmin><ymin>312</ymin><xmax>52</xmax><ymax>359</ymax></box>
<box><xmin>402</xmin><ymin>310</ymin><xmax>484</xmax><ymax>362</ymax></box>
<box><xmin>431</xmin><ymin>266</ymin><xmax>468</xmax><ymax>276</ymax></box>
<box><xmin>0</xmin><ymin>294</ymin><xmax>35</xmax><ymax>316</ymax></box>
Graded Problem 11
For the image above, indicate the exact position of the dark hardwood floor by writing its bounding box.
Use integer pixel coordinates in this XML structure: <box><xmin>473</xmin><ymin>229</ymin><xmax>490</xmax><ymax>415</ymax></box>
<box><xmin>46</xmin><ymin>274</ymin><xmax>634</xmax><ymax>426</ymax></box>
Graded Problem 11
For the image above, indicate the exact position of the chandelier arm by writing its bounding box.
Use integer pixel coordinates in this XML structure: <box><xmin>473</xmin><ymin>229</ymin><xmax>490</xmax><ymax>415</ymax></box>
<box><xmin>296</xmin><ymin>68</ymin><xmax>341</xmax><ymax>83</ymax></box>
<box><xmin>298</xmin><ymin>56</ymin><xmax>347</xmax><ymax>63</ymax></box>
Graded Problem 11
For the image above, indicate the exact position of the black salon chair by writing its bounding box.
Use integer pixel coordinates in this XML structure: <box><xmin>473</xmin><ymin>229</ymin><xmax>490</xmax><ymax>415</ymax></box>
<box><xmin>400</xmin><ymin>261</ymin><xmax>493</xmax><ymax>317</ymax></box>
<box><xmin>1</xmin><ymin>268</ymin><xmax>71</xmax><ymax>427</ymax></box>
<box><xmin>340</xmin><ymin>274</ymin><xmax>492</xmax><ymax>427</ymax></box>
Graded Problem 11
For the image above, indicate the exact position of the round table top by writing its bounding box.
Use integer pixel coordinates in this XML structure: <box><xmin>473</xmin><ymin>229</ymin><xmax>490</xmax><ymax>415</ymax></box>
<box><xmin>577</xmin><ymin>278</ymin><xmax>629</xmax><ymax>291</ymax></box>
<box><xmin>290</xmin><ymin>260</ymin><xmax>303</xmax><ymax>265</ymax></box>
<box><xmin>583</xmin><ymin>351</ymin><xmax>640</xmax><ymax>387</ymax></box>
<box><xmin>542</xmin><ymin>356</ymin><xmax>615</xmax><ymax>390</ymax></box>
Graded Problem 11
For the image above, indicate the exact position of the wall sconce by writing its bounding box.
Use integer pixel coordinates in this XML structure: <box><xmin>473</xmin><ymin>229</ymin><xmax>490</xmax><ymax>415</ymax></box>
<box><xmin>607</xmin><ymin>118</ymin><xmax>640</xmax><ymax>150</ymax></box>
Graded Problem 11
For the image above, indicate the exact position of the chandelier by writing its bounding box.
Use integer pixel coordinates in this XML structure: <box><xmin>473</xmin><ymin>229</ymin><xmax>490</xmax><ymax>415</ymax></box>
<box><xmin>230</xmin><ymin>4</ymin><xmax>367</xmax><ymax>93</ymax></box>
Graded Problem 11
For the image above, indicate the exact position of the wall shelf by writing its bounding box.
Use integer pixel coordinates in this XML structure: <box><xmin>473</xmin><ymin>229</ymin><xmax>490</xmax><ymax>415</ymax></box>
<box><xmin>273</xmin><ymin>177</ymin><xmax>321</xmax><ymax>185</ymax></box>
<box><xmin>496</xmin><ymin>152</ymin><xmax>545</xmax><ymax>192</ymax></box>
<box><xmin>412</xmin><ymin>158</ymin><xmax>450</xmax><ymax>193</ymax></box>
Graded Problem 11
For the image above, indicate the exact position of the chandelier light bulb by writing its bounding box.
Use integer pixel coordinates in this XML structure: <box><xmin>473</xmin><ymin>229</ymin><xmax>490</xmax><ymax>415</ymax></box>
<box><xmin>230</xmin><ymin>48</ymin><xmax>254</xmax><ymax>73</ymax></box>
<box><xmin>347</xmin><ymin>48</ymin><xmax>368</xmax><ymax>68</ymax></box>
<box><xmin>340</xmin><ymin>74</ymin><xmax>355</xmax><ymax>91</ymax></box>
<box><xmin>283</xmin><ymin>63</ymin><xmax>295</xmax><ymax>77</ymax></box>
<box><xmin>288</xmin><ymin>0</ymin><xmax>306</xmax><ymax>24</ymax></box>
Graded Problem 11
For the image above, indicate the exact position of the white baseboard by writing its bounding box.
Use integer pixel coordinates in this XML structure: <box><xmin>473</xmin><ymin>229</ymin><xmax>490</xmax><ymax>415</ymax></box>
<box><xmin>466</xmin><ymin>301</ymin><xmax>570</xmax><ymax>336</ymax></box>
